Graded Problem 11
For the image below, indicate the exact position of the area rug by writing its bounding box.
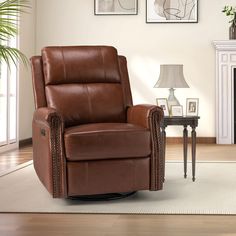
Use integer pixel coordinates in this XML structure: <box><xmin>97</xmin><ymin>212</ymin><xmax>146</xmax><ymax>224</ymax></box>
<box><xmin>0</xmin><ymin>161</ymin><xmax>236</xmax><ymax>214</ymax></box>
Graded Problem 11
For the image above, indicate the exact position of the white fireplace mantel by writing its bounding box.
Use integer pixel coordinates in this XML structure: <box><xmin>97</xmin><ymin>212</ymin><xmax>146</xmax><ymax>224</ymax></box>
<box><xmin>213</xmin><ymin>40</ymin><xmax>236</xmax><ymax>144</ymax></box>
<box><xmin>213</xmin><ymin>40</ymin><xmax>236</xmax><ymax>51</ymax></box>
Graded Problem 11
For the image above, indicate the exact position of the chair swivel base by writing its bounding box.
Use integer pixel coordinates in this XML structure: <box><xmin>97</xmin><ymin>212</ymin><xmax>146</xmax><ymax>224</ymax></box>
<box><xmin>68</xmin><ymin>191</ymin><xmax>136</xmax><ymax>201</ymax></box>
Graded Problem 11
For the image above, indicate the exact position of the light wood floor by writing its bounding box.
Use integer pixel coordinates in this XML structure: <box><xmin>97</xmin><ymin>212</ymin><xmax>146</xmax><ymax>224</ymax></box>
<box><xmin>166</xmin><ymin>144</ymin><xmax>236</xmax><ymax>161</ymax></box>
<box><xmin>0</xmin><ymin>144</ymin><xmax>236</xmax><ymax>235</ymax></box>
<box><xmin>0</xmin><ymin>145</ymin><xmax>32</xmax><ymax>172</ymax></box>
<box><xmin>0</xmin><ymin>214</ymin><xmax>236</xmax><ymax>236</ymax></box>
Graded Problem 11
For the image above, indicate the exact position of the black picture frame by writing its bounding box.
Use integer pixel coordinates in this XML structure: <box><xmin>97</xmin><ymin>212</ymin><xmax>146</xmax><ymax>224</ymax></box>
<box><xmin>146</xmin><ymin>0</ymin><xmax>198</xmax><ymax>23</ymax></box>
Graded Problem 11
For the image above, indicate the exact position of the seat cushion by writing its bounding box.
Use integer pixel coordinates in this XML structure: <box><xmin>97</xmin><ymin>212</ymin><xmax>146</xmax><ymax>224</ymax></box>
<box><xmin>64</xmin><ymin>123</ymin><xmax>151</xmax><ymax>161</ymax></box>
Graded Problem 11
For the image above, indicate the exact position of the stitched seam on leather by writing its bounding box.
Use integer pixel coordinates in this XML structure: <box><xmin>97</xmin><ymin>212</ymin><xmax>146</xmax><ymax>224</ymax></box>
<box><xmin>117</xmin><ymin>58</ymin><xmax>127</xmax><ymax>120</ymax></box>
<box><xmin>85</xmin><ymin>84</ymin><xmax>93</xmax><ymax>122</ymax></box>
<box><xmin>61</xmin><ymin>47</ymin><xmax>67</xmax><ymax>82</ymax></box>
<box><xmin>100</xmin><ymin>46</ymin><xmax>106</xmax><ymax>81</ymax></box>
<box><xmin>119</xmin><ymin>57</ymin><xmax>132</xmax><ymax>111</ymax></box>
<box><xmin>118</xmin><ymin>59</ymin><xmax>128</xmax><ymax>113</ymax></box>
<box><xmin>66</xmin><ymin>129</ymin><xmax>149</xmax><ymax>135</ymax></box>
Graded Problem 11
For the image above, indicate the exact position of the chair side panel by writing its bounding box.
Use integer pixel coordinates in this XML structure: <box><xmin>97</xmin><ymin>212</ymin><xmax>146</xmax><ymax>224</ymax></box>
<box><xmin>30</xmin><ymin>56</ymin><xmax>47</xmax><ymax>108</ymax></box>
<box><xmin>118</xmin><ymin>55</ymin><xmax>133</xmax><ymax>110</ymax></box>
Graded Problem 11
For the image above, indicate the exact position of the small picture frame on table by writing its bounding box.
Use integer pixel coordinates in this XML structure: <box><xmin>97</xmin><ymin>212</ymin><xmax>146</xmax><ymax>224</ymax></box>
<box><xmin>171</xmin><ymin>105</ymin><xmax>183</xmax><ymax>117</ymax></box>
<box><xmin>156</xmin><ymin>98</ymin><xmax>169</xmax><ymax>116</ymax></box>
<box><xmin>186</xmin><ymin>98</ymin><xmax>199</xmax><ymax>116</ymax></box>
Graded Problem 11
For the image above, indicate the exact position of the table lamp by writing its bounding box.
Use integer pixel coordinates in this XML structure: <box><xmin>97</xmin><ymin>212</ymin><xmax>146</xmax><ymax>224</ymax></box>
<box><xmin>154</xmin><ymin>64</ymin><xmax>189</xmax><ymax>107</ymax></box>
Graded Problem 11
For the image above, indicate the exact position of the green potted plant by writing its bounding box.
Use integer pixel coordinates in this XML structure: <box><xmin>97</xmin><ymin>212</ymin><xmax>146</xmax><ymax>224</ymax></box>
<box><xmin>222</xmin><ymin>5</ymin><xmax>236</xmax><ymax>40</ymax></box>
<box><xmin>0</xmin><ymin>0</ymin><xmax>30</xmax><ymax>68</ymax></box>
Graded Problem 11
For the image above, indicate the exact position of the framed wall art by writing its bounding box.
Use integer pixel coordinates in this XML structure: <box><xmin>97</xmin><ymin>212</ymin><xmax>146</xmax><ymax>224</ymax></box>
<box><xmin>95</xmin><ymin>0</ymin><xmax>138</xmax><ymax>15</ymax></box>
<box><xmin>146</xmin><ymin>0</ymin><xmax>198</xmax><ymax>23</ymax></box>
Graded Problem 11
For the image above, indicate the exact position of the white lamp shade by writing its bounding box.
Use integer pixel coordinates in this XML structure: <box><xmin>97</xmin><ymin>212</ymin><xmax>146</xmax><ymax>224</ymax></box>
<box><xmin>154</xmin><ymin>64</ymin><xmax>189</xmax><ymax>88</ymax></box>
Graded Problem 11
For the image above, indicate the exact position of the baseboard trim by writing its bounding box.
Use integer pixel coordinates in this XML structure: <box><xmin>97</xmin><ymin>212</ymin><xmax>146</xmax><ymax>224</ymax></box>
<box><xmin>19</xmin><ymin>138</ymin><xmax>32</xmax><ymax>148</ymax></box>
<box><xmin>166</xmin><ymin>137</ymin><xmax>216</xmax><ymax>144</ymax></box>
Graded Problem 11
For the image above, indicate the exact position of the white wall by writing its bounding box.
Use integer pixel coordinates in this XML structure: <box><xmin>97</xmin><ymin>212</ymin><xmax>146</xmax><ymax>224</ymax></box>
<box><xmin>34</xmin><ymin>0</ymin><xmax>235</xmax><ymax>137</ymax></box>
<box><xmin>19</xmin><ymin>0</ymin><xmax>36</xmax><ymax>140</ymax></box>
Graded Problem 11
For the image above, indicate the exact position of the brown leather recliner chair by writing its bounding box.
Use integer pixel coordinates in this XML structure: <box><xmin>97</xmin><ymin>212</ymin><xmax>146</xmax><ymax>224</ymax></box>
<box><xmin>31</xmin><ymin>46</ymin><xmax>164</xmax><ymax>199</ymax></box>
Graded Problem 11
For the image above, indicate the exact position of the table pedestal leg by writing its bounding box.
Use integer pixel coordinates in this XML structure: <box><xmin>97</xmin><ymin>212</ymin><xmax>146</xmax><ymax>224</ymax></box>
<box><xmin>183</xmin><ymin>125</ymin><xmax>188</xmax><ymax>178</ymax></box>
<box><xmin>191</xmin><ymin>127</ymin><xmax>196</xmax><ymax>182</ymax></box>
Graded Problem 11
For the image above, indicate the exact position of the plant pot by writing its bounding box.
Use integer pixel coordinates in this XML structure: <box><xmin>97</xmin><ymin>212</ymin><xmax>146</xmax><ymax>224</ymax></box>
<box><xmin>229</xmin><ymin>22</ymin><xmax>236</xmax><ymax>40</ymax></box>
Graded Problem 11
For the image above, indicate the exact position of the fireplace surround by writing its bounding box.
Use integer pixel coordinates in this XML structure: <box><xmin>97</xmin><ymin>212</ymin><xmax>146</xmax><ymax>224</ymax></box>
<box><xmin>213</xmin><ymin>40</ymin><xmax>236</xmax><ymax>144</ymax></box>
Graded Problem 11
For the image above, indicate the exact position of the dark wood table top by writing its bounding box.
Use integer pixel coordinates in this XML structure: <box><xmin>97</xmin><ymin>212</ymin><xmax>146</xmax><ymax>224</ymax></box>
<box><xmin>161</xmin><ymin>116</ymin><xmax>200</xmax><ymax>127</ymax></box>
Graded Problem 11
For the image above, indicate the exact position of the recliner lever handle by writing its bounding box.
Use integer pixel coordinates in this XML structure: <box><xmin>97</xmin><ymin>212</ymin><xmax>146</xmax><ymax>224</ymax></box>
<box><xmin>40</xmin><ymin>128</ymin><xmax>46</xmax><ymax>136</ymax></box>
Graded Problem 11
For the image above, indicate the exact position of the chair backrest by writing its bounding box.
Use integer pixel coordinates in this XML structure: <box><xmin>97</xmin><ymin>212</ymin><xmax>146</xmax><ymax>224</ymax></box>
<box><xmin>31</xmin><ymin>46</ymin><xmax>133</xmax><ymax>127</ymax></box>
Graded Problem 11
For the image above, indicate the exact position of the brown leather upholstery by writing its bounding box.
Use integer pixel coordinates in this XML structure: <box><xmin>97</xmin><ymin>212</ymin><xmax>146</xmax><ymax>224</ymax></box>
<box><xmin>67</xmin><ymin>157</ymin><xmax>150</xmax><ymax>196</ymax></box>
<box><xmin>45</xmin><ymin>83</ymin><xmax>126</xmax><ymax>127</ymax></box>
<box><xmin>64</xmin><ymin>123</ymin><xmax>151</xmax><ymax>161</ymax></box>
<box><xmin>42</xmin><ymin>46</ymin><xmax>121</xmax><ymax>85</ymax></box>
<box><xmin>31</xmin><ymin>46</ymin><xmax>164</xmax><ymax>198</ymax></box>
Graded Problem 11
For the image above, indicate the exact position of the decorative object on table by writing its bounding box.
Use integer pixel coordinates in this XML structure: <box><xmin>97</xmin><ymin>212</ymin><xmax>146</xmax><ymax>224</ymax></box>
<box><xmin>222</xmin><ymin>6</ymin><xmax>236</xmax><ymax>40</ymax></box>
<box><xmin>171</xmin><ymin>105</ymin><xmax>183</xmax><ymax>117</ymax></box>
<box><xmin>156</xmin><ymin>98</ymin><xmax>169</xmax><ymax>116</ymax></box>
<box><xmin>154</xmin><ymin>64</ymin><xmax>189</xmax><ymax>109</ymax></box>
<box><xmin>94</xmin><ymin>0</ymin><xmax>138</xmax><ymax>15</ymax></box>
<box><xmin>146</xmin><ymin>0</ymin><xmax>198</xmax><ymax>23</ymax></box>
<box><xmin>186</xmin><ymin>98</ymin><xmax>199</xmax><ymax>116</ymax></box>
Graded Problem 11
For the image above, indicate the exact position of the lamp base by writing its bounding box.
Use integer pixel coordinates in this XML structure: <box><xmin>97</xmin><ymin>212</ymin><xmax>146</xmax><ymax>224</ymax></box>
<box><xmin>167</xmin><ymin>88</ymin><xmax>180</xmax><ymax>109</ymax></box>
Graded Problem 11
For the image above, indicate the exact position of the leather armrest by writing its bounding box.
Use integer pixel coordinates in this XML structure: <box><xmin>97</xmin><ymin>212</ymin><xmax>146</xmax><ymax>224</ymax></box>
<box><xmin>33</xmin><ymin>107</ymin><xmax>64</xmax><ymax>131</ymax></box>
<box><xmin>127</xmin><ymin>104</ymin><xmax>163</xmax><ymax>128</ymax></box>
<box><xmin>128</xmin><ymin>104</ymin><xmax>164</xmax><ymax>191</ymax></box>
<box><xmin>32</xmin><ymin>107</ymin><xmax>66</xmax><ymax>198</ymax></box>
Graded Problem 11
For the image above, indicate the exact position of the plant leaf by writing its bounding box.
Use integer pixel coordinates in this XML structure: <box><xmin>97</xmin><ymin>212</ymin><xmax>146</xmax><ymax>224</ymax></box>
<box><xmin>0</xmin><ymin>0</ymin><xmax>30</xmax><ymax>68</ymax></box>
<box><xmin>0</xmin><ymin>45</ymin><xmax>28</xmax><ymax>68</ymax></box>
